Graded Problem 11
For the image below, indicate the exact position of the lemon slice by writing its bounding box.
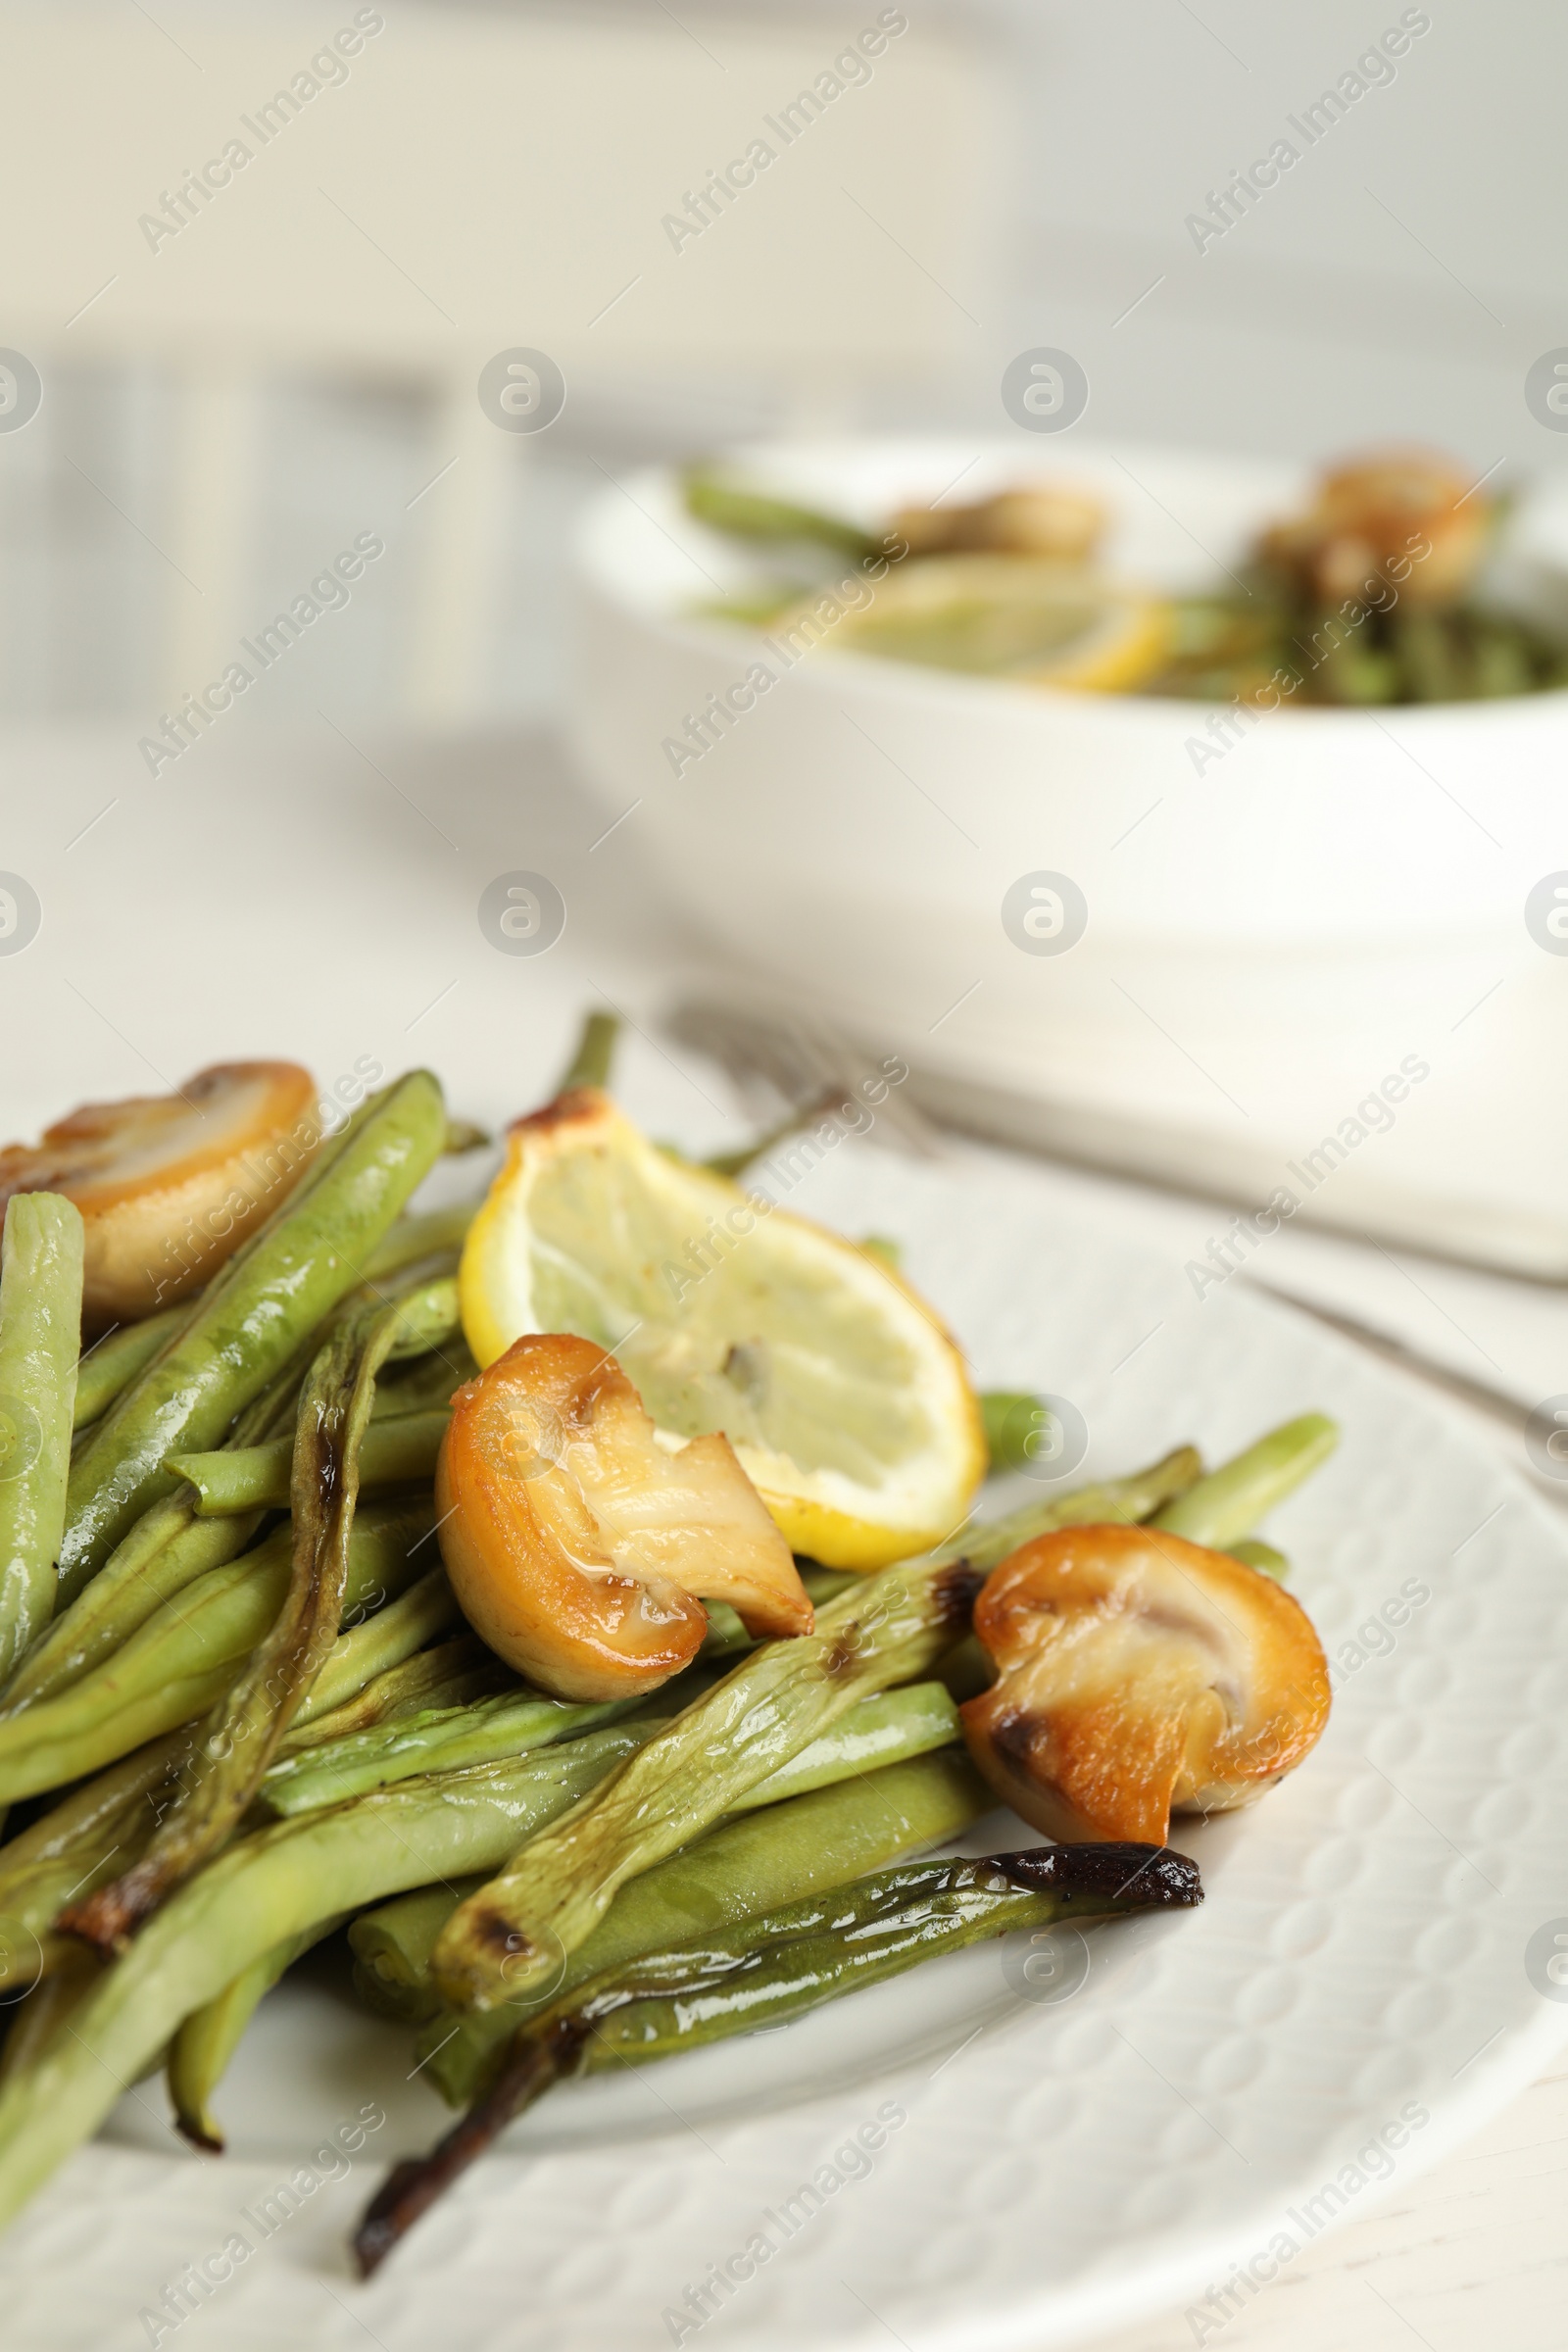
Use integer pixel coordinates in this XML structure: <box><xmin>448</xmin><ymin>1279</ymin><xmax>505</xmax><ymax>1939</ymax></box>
<box><xmin>459</xmin><ymin>1089</ymin><xmax>986</xmax><ymax>1570</ymax></box>
<box><xmin>785</xmin><ymin>556</ymin><xmax>1171</xmax><ymax>692</ymax></box>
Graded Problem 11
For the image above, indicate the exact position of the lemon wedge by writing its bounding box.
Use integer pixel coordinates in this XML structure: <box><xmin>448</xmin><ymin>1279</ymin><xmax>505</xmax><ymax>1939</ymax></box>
<box><xmin>458</xmin><ymin>1089</ymin><xmax>986</xmax><ymax>1570</ymax></box>
<box><xmin>783</xmin><ymin>556</ymin><xmax>1172</xmax><ymax>692</ymax></box>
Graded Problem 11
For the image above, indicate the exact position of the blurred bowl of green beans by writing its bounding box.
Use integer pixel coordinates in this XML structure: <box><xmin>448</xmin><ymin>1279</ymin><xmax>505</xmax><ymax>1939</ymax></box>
<box><xmin>567</xmin><ymin>437</ymin><xmax>1568</xmax><ymax>1162</ymax></box>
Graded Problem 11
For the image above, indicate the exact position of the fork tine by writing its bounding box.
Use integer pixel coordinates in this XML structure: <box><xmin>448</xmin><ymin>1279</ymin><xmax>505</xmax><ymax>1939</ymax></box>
<box><xmin>664</xmin><ymin>999</ymin><xmax>940</xmax><ymax>1158</ymax></box>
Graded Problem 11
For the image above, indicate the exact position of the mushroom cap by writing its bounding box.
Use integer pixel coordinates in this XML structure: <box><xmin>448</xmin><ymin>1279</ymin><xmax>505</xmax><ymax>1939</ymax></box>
<box><xmin>960</xmin><ymin>1522</ymin><xmax>1330</xmax><ymax>1843</ymax></box>
<box><xmin>437</xmin><ymin>1332</ymin><xmax>812</xmax><ymax>1702</ymax></box>
<box><xmin>0</xmin><ymin>1060</ymin><xmax>319</xmax><ymax>1324</ymax></box>
<box><xmin>1260</xmin><ymin>446</ymin><xmax>1489</xmax><ymax>607</ymax></box>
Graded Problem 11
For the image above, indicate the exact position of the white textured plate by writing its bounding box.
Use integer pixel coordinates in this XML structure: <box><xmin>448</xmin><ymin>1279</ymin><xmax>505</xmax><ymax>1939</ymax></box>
<box><xmin>7</xmin><ymin>1145</ymin><xmax>1566</xmax><ymax>2352</ymax></box>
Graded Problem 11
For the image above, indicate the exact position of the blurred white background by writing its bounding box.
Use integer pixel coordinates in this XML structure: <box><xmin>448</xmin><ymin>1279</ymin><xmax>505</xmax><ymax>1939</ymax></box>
<box><xmin>1</xmin><ymin>0</ymin><xmax>1558</xmax><ymax>725</ymax></box>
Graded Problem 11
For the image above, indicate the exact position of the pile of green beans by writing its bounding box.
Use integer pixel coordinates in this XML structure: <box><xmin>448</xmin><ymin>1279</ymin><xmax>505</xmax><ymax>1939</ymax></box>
<box><xmin>354</xmin><ymin>1834</ymin><xmax>1205</xmax><ymax>2274</ymax></box>
<box><xmin>0</xmin><ymin>1499</ymin><xmax>436</xmax><ymax>1804</ymax></box>
<box><xmin>0</xmin><ymin>1727</ymin><xmax>659</xmax><ymax>2228</ymax></box>
<box><xmin>66</xmin><ymin>1276</ymin><xmax>466</xmax><ymax>1947</ymax></box>
<box><xmin>366</xmin><ymin>1746</ymin><xmax>989</xmax><ymax>2108</ymax></box>
<box><xmin>261</xmin><ymin>1670</ymin><xmax>957</xmax><ymax>1819</ymax></box>
<box><xmin>682</xmin><ymin>463</ymin><xmax>1568</xmax><ymax>708</ymax></box>
<box><xmin>0</xmin><ymin>1014</ymin><xmax>1345</xmax><ymax>2275</ymax></box>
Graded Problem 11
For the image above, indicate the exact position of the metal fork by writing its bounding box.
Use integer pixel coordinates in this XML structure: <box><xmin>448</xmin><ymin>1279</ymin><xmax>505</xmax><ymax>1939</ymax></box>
<box><xmin>665</xmin><ymin>998</ymin><xmax>941</xmax><ymax>1159</ymax></box>
<box><xmin>1247</xmin><ymin>1279</ymin><xmax>1568</xmax><ymax>1507</ymax></box>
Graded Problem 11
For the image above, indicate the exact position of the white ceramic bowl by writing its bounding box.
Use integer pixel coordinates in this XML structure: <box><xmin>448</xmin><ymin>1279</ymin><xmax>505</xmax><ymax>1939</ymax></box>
<box><xmin>567</xmin><ymin>439</ymin><xmax>1568</xmax><ymax>1146</ymax></box>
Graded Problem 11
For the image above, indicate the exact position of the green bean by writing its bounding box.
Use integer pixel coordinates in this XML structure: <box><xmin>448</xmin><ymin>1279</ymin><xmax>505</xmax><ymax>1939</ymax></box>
<box><xmin>1226</xmin><ymin>1538</ymin><xmax>1289</xmax><ymax>1579</ymax></box>
<box><xmin>352</xmin><ymin>1880</ymin><xmax>475</xmax><ymax>2019</ymax></box>
<box><xmin>0</xmin><ymin>1198</ymin><xmax>84</xmax><ymax>1678</ymax></box>
<box><xmin>935</xmin><ymin>1632</ymin><xmax>993</xmax><ymax>1702</ymax></box>
<box><xmin>0</xmin><ymin>1944</ymin><xmax>103</xmax><ymax>2091</ymax></box>
<box><xmin>0</xmin><ymin>1725</ymin><xmax>662</xmax><ymax>2230</ymax></box>
<box><xmin>356</xmin><ymin>1837</ymin><xmax>1203</xmax><ymax>2273</ymax></box>
<box><xmin>353</xmin><ymin>1951</ymin><xmax>450</xmax><ymax>2025</ymax></box>
<box><xmin>732</xmin><ymin>1682</ymin><xmax>958</xmax><ymax>1807</ymax></box>
<box><xmin>72</xmin><ymin>1307</ymin><xmax>182</xmax><ymax>1431</ymax></box>
<box><xmin>370</xmin><ymin>1342</ymin><xmax>476</xmax><ymax>1421</ymax></box>
<box><xmin>429</xmin><ymin>1446</ymin><xmax>1200</xmax><ymax>2010</ymax></box>
<box><xmin>428</xmin><ymin>1575</ymin><xmax>971</xmax><ymax>2008</ymax></box>
<box><xmin>0</xmin><ymin>1500</ymin><xmax>433</xmax><ymax>1806</ymax></box>
<box><xmin>978</xmin><ymin>1391</ymin><xmax>1056</xmax><ymax>1475</ymax></box>
<box><xmin>441</xmin><ymin>1120</ymin><xmax>490</xmax><ymax>1155</ymax></box>
<box><xmin>1</xmin><ymin>1499</ymin><xmax>263</xmax><ymax>1716</ymax></box>
<box><xmin>263</xmin><ymin>1669</ymin><xmax>957</xmax><ymax>1821</ymax></box>
<box><xmin>933</xmin><ymin>1444</ymin><xmax>1202</xmax><ymax>1570</ymax></box>
<box><xmin>279</xmin><ymin>1636</ymin><xmax>506</xmax><ymax>1754</ymax></box>
<box><xmin>702</xmin><ymin>1098</ymin><xmax>832</xmax><ymax>1181</ymax></box>
<box><xmin>291</xmin><ymin>1568</ymin><xmax>461</xmax><ymax>1730</ymax></box>
<box><xmin>398</xmin><ymin>1747</ymin><xmax>990</xmax><ymax>2108</ymax></box>
<box><xmin>1151</xmin><ymin>1415</ymin><xmax>1337</xmax><ymax>1548</ymax></box>
<box><xmin>263</xmin><ymin>1685</ymin><xmax>639</xmax><ymax>1817</ymax></box>
<box><xmin>169</xmin><ymin>1408</ymin><xmax>451</xmax><ymax>1515</ymax></box>
<box><xmin>0</xmin><ymin>1734</ymin><xmax>187</xmax><ymax>1992</ymax></box>
<box><xmin>683</xmin><ymin>466</ymin><xmax>877</xmax><ymax>563</ymax></box>
<box><xmin>4</xmin><ymin>1360</ymin><xmax>306</xmax><ymax>1715</ymax></box>
<box><xmin>355</xmin><ymin>1882</ymin><xmax>484</xmax><ymax>2032</ymax></box>
<box><xmin>61</xmin><ymin>1071</ymin><xmax>447</xmax><ymax>1603</ymax></box>
<box><xmin>555</xmin><ymin>1010</ymin><xmax>620</xmax><ymax>1093</ymax></box>
<box><xmin>1472</xmin><ymin>617</ymin><xmax>1535</xmax><ymax>699</ymax></box>
<box><xmin>69</xmin><ymin>1283</ymin><xmax>461</xmax><ymax>1947</ymax></box>
<box><xmin>168</xmin><ymin>1917</ymin><xmax>344</xmax><ymax>2151</ymax></box>
<box><xmin>363</xmin><ymin>1203</ymin><xmax>476</xmax><ymax>1282</ymax></box>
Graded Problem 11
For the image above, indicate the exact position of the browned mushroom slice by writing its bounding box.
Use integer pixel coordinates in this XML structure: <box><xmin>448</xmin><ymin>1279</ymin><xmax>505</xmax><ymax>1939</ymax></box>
<box><xmin>891</xmin><ymin>482</ymin><xmax>1104</xmax><ymax>563</ymax></box>
<box><xmin>0</xmin><ymin>1061</ymin><xmax>320</xmax><ymax>1325</ymax></box>
<box><xmin>1259</xmin><ymin>448</ymin><xmax>1490</xmax><ymax>606</ymax></box>
<box><xmin>960</xmin><ymin>1523</ymin><xmax>1330</xmax><ymax>1844</ymax></box>
<box><xmin>437</xmin><ymin>1332</ymin><xmax>812</xmax><ymax>1702</ymax></box>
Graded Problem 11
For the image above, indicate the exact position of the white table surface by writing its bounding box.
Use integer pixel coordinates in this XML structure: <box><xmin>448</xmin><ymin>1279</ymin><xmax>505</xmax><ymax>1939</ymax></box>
<box><xmin>1</xmin><ymin>718</ymin><xmax>1564</xmax><ymax>2351</ymax></box>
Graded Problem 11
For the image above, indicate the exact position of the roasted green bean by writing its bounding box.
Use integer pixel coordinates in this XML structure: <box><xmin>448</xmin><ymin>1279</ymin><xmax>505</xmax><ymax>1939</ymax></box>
<box><xmin>0</xmin><ymin>1945</ymin><xmax>103</xmax><ymax>2091</ymax></box>
<box><xmin>1151</xmin><ymin>1414</ymin><xmax>1337</xmax><ymax>1548</ymax></box>
<box><xmin>0</xmin><ymin>1498</ymin><xmax>265</xmax><ymax>1716</ymax></box>
<box><xmin>977</xmin><ymin>1390</ymin><xmax>1056</xmax><ymax>1475</ymax></box>
<box><xmin>1226</xmin><ymin>1537</ymin><xmax>1289</xmax><ymax>1579</ymax></box>
<box><xmin>0</xmin><ymin>1198</ymin><xmax>84</xmax><ymax>1679</ymax></box>
<box><xmin>169</xmin><ymin>1408</ymin><xmax>451</xmax><ymax>1515</ymax></box>
<box><xmin>4</xmin><ymin>1359</ymin><xmax>308</xmax><ymax>1715</ymax></box>
<box><xmin>263</xmin><ymin>1683</ymin><xmax>639</xmax><ymax>1816</ymax></box>
<box><xmin>0</xmin><ymin>1733</ymin><xmax>187</xmax><ymax>1992</ymax></box>
<box><xmin>934</xmin><ymin>1444</ymin><xmax>1201</xmax><ymax>1571</ymax></box>
<box><xmin>291</xmin><ymin>1568</ymin><xmax>461</xmax><ymax>1730</ymax></box>
<box><xmin>683</xmin><ymin>466</ymin><xmax>878</xmax><ymax>563</ymax></box>
<box><xmin>555</xmin><ymin>1010</ymin><xmax>620</xmax><ymax>1093</ymax></box>
<box><xmin>72</xmin><ymin>1306</ymin><xmax>181</xmax><ymax>1431</ymax></box>
<box><xmin>168</xmin><ymin>1918</ymin><xmax>344</xmax><ymax>2151</ymax></box>
<box><xmin>363</xmin><ymin>1203</ymin><xmax>476</xmax><ymax>1282</ymax></box>
<box><xmin>280</xmin><ymin>1636</ymin><xmax>507</xmax><ymax>1752</ymax></box>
